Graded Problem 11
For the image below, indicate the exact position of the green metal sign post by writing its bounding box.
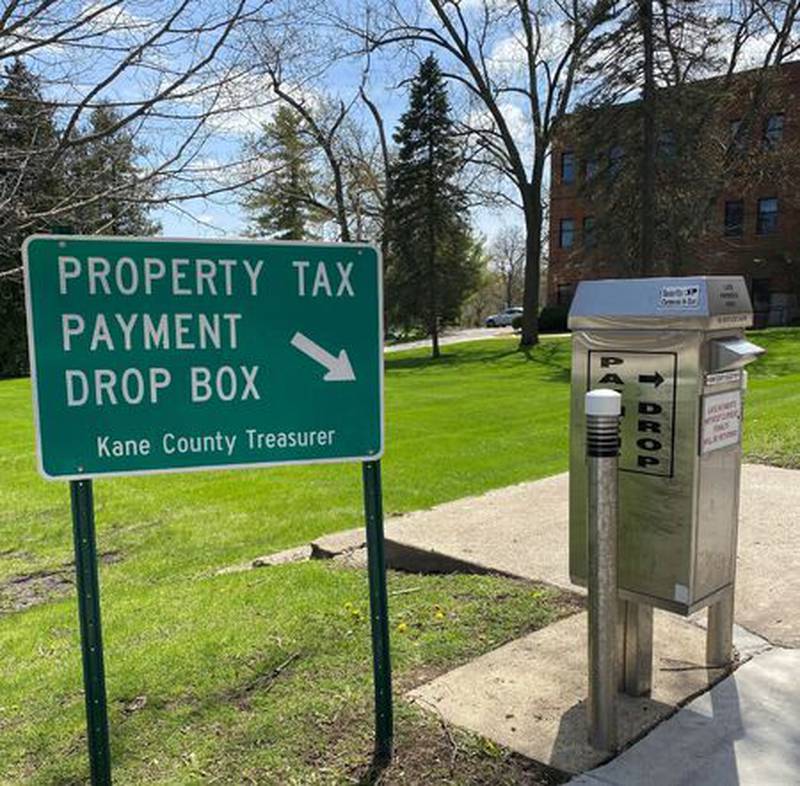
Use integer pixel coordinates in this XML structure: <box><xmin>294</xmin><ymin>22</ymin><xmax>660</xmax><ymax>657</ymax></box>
<box><xmin>70</xmin><ymin>479</ymin><xmax>112</xmax><ymax>786</ymax></box>
<box><xmin>363</xmin><ymin>460</ymin><xmax>393</xmax><ymax>762</ymax></box>
<box><xmin>24</xmin><ymin>235</ymin><xmax>391</xmax><ymax>782</ymax></box>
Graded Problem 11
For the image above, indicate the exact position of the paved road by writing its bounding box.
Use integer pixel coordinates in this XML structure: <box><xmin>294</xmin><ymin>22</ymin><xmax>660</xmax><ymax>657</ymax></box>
<box><xmin>384</xmin><ymin>326</ymin><xmax>515</xmax><ymax>353</ymax></box>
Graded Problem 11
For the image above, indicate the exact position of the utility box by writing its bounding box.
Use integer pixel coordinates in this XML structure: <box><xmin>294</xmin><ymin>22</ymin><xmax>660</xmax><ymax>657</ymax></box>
<box><xmin>569</xmin><ymin>277</ymin><xmax>764</xmax><ymax>615</ymax></box>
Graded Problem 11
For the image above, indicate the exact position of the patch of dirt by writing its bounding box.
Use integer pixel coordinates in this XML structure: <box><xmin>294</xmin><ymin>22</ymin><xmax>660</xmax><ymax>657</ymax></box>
<box><xmin>0</xmin><ymin>550</ymin><xmax>123</xmax><ymax>613</ymax></box>
<box><xmin>305</xmin><ymin>701</ymin><xmax>569</xmax><ymax>786</ymax></box>
<box><xmin>0</xmin><ymin>548</ymin><xmax>35</xmax><ymax>561</ymax></box>
<box><xmin>356</xmin><ymin>733</ymin><xmax>568</xmax><ymax>785</ymax></box>
<box><xmin>0</xmin><ymin>569</ymin><xmax>74</xmax><ymax>613</ymax></box>
<box><xmin>294</xmin><ymin>586</ymin><xmax>583</xmax><ymax>786</ymax></box>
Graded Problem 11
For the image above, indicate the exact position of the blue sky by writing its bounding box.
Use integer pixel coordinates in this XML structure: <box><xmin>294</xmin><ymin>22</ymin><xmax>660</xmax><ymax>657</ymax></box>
<box><xmin>22</xmin><ymin>1</ymin><xmax>782</xmax><ymax>246</ymax></box>
<box><xmin>45</xmin><ymin>0</ymin><xmax>531</xmax><ymax>243</ymax></box>
<box><xmin>154</xmin><ymin>29</ymin><xmax>523</xmax><ymax>243</ymax></box>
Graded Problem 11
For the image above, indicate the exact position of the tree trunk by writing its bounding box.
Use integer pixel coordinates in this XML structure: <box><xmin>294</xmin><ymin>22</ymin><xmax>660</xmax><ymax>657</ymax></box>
<box><xmin>329</xmin><ymin>157</ymin><xmax>351</xmax><ymax>242</ymax></box>
<box><xmin>360</xmin><ymin>88</ymin><xmax>392</xmax><ymax>263</ymax></box>
<box><xmin>640</xmin><ymin>0</ymin><xmax>656</xmax><ymax>275</ymax></box>
<box><xmin>519</xmin><ymin>168</ymin><xmax>544</xmax><ymax>348</ymax></box>
<box><xmin>431</xmin><ymin>318</ymin><xmax>440</xmax><ymax>358</ymax></box>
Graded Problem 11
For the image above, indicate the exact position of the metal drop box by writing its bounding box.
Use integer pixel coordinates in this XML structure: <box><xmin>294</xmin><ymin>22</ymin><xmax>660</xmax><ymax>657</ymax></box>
<box><xmin>569</xmin><ymin>277</ymin><xmax>764</xmax><ymax>615</ymax></box>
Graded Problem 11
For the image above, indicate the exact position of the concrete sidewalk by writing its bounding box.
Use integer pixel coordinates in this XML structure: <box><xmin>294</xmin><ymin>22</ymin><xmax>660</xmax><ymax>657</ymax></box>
<box><xmin>572</xmin><ymin>648</ymin><xmax>800</xmax><ymax>786</ymax></box>
<box><xmin>272</xmin><ymin>463</ymin><xmax>800</xmax><ymax>778</ymax></box>
<box><xmin>409</xmin><ymin>609</ymin><xmax>769</xmax><ymax>774</ymax></box>
<box><xmin>374</xmin><ymin>463</ymin><xmax>800</xmax><ymax>778</ymax></box>
<box><xmin>384</xmin><ymin>327</ymin><xmax>570</xmax><ymax>353</ymax></box>
<box><xmin>384</xmin><ymin>326</ymin><xmax>515</xmax><ymax>353</ymax></box>
<box><xmin>364</xmin><ymin>463</ymin><xmax>800</xmax><ymax>647</ymax></box>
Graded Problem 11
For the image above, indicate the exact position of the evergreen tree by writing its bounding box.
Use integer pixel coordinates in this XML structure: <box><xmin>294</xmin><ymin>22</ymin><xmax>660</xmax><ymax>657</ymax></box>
<box><xmin>0</xmin><ymin>60</ymin><xmax>63</xmax><ymax>241</ymax></box>
<box><xmin>388</xmin><ymin>55</ymin><xmax>479</xmax><ymax>358</ymax></box>
<box><xmin>68</xmin><ymin>103</ymin><xmax>160</xmax><ymax>236</ymax></box>
<box><xmin>0</xmin><ymin>60</ymin><xmax>64</xmax><ymax>378</ymax></box>
<box><xmin>0</xmin><ymin>66</ymin><xmax>158</xmax><ymax>378</ymax></box>
<box><xmin>245</xmin><ymin>106</ymin><xmax>319</xmax><ymax>240</ymax></box>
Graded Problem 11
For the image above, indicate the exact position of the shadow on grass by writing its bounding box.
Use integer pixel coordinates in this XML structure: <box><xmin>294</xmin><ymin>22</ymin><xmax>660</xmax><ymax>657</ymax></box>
<box><xmin>385</xmin><ymin>337</ymin><xmax>571</xmax><ymax>383</ymax></box>
<box><xmin>519</xmin><ymin>342</ymin><xmax>571</xmax><ymax>384</ymax></box>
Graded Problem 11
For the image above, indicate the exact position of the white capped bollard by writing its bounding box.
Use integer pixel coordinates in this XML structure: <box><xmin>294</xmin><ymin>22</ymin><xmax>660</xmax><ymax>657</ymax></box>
<box><xmin>586</xmin><ymin>389</ymin><xmax>621</xmax><ymax>751</ymax></box>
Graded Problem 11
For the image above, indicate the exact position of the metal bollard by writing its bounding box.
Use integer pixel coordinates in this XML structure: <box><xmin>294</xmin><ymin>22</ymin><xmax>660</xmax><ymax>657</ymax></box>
<box><xmin>586</xmin><ymin>389</ymin><xmax>622</xmax><ymax>751</ymax></box>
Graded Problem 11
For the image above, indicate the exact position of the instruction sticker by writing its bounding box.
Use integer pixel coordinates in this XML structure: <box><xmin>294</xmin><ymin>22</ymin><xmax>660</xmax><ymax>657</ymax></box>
<box><xmin>659</xmin><ymin>285</ymin><xmax>700</xmax><ymax>309</ymax></box>
<box><xmin>701</xmin><ymin>391</ymin><xmax>742</xmax><ymax>454</ymax></box>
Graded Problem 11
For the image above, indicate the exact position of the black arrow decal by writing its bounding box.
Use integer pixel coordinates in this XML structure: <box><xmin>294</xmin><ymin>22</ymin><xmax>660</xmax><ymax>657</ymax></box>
<box><xmin>639</xmin><ymin>371</ymin><xmax>664</xmax><ymax>388</ymax></box>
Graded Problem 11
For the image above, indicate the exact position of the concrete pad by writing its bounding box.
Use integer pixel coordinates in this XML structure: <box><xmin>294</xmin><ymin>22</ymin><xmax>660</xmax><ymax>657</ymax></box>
<box><xmin>572</xmin><ymin>648</ymin><xmax>800</xmax><ymax>786</ymax></box>
<box><xmin>687</xmin><ymin>615</ymin><xmax>772</xmax><ymax>661</ymax></box>
<box><xmin>385</xmin><ymin>473</ymin><xmax>574</xmax><ymax>590</ymax></box>
<box><xmin>408</xmin><ymin>609</ymin><xmax>731</xmax><ymax>774</ymax></box>
<box><xmin>735</xmin><ymin>464</ymin><xmax>800</xmax><ymax>647</ymax></box>
<box><xmin>252</xmin><ymin>544</ymin><xmax>312</xmax><ymax>568</ymax></box>
<box><xmin>310</xmin><ymin>529</ymin><xmax>364</xmax><ymax>559</ymax></box>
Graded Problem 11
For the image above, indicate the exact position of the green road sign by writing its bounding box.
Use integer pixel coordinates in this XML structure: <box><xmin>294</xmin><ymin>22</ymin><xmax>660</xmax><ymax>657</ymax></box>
<box><xmin>24</xmin><ymin>235</ymin><xmax>383</xmax><ymax>479</ymax></box>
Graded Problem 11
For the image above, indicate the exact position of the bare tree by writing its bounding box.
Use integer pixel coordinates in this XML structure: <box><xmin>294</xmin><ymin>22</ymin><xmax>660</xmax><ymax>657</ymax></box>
<box><xmin>338</xmin><ymin>0</ymin><xmax>613</xmax><ymax>346</ymax></box>
<box><xmin>0</xmin><ymin>0</ymin><xmax>276</xmax><ymax>272</ymax></box>
<box><xmin>490</xmin><ymin>225</ymin><xmax>525</xmax><ymax>308</ymax></box>
<box><xmin>238</xmin><ymin>10</ymin><xmax>366</xmax><ymax>243</ymax></box>
<box><xmin>359</xmin><ymin>84</ymin><xmax>393</xmax><ymax>259</ymax></box>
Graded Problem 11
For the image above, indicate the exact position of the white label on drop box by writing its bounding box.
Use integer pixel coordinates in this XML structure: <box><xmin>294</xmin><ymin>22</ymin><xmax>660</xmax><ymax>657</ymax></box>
<box><xmin>659</xmin><ymin>285</ymin><xmax>700</xmax><ymax>309</ymax></box>
<box><xmin>701</xmin><ymin>390</ymin><xmax>742</xmax><ymax>454</ymax></box>
<box><xmin>705</xmin><ymin>370</ymin><xmax>742</xmax><ymax>387</ymax></box>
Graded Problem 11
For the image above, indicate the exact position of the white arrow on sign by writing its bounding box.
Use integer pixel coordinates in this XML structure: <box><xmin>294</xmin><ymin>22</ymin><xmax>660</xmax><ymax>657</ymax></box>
<box><xmin>290</xmin><ymin>331</ymin><xmax>356</xmax><ymax>382</ymax></box>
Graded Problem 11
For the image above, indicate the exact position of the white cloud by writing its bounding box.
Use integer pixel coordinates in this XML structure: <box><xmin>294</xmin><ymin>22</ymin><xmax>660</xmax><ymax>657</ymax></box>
<box><xmin>80</xmin><ymin>1</ymin><xmax>154</xmax><ymax>36</ymax></box>
<box><xmin>178</xmin><ymin>70</ymin><xmax>329</xmax><ymax>138</ymax></box>
<box><xmin>487</xmin><ymin>19</ymin><xmax>574</xmax><ymax>80</ymax></box>
<box><xmin>467</xmin><ymin>100</ymin><xmax>533</xmax><ymax>166</ymax></box>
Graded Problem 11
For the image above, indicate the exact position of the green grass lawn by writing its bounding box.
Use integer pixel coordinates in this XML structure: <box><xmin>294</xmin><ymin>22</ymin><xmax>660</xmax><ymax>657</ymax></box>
<box><xmin>0</xmin><ymin>328</ymin><xmax>798</xmax><ymax>784</ymax></box>
<box><xmin>740</xmin><ymin>328</ymin><xmax>800</xmax><ymax>467</ymax></box>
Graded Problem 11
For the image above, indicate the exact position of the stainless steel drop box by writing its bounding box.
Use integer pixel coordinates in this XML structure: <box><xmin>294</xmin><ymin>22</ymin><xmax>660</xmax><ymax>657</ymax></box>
<box><xmin>569</xmin><ymin>277</ymin><xmax>764</xmax><ymax>615</ymax></box>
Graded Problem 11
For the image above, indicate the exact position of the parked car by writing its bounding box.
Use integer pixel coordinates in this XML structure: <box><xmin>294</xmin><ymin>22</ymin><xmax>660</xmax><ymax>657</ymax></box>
<box><xmin>485</xmin><ymin>306</ymin><xmax>523</xmax><ymax>327</ymax></box>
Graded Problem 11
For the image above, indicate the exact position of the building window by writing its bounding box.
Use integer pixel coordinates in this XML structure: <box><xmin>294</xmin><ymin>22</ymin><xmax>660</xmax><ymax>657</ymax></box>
<box><xmin>561</xmin><ymin>151</ymin><xmax>575</xmax><ymax>184</ymax></box>
<box><xmin>756</xmin><ymin>198</ymin><xmax>778</xmax><ymax>235</ymax></box>
<box><xmin>609</xmin><ymin>145</ymin><xmax>624</xmax><ymax>177</ymax></box>
<box><xmin>556</xmin><ymin>283</ymin><xmax>574</xmax><ymax>306</ymax></box>
<box><xmin>730</xmin><ymin>119</ymin><xmax>744</xmax><ymax>149</ymax></box>
<box><xmin>657</xmin><ymin>129</ymin><xmax>676</xmax><ymax>158</ymax></box>
<box><xmin>584</xmin><ymin>157</ymin><xmax>600</xmax><ymax>180</ymax></box>
<box><xmin>583</xmin><ymin>216</ymin><xmax>596</xmax><ymax>248</ymax></box>
<box><xmin>751</xmin><ymin>278</ymin><xmax>771</xmax><ymax>306</ymax></box>
<box><xmin>764</xmin><ymin>113</ymin><xmax>784</xmax><ymax>147</ymax></box>
<box><xmin>724</xmin><ymin>200</ymin><xmax>744</xmax><ymax>236</ymax></box>
<box><xmin>559</xmin><ymin>218</ymin><xmax>575</xmax><ymax>248</ymax></box>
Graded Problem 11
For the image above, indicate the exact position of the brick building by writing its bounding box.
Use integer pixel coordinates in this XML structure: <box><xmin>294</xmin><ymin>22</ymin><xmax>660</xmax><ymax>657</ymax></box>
<box><xmin>548</xmin><ymin>61</ymin><xmax>800</xmax><ymax>326</ymax></box>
